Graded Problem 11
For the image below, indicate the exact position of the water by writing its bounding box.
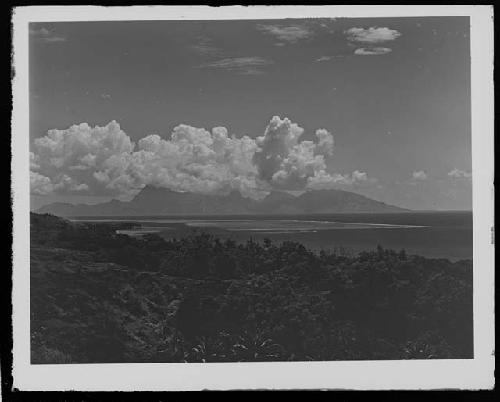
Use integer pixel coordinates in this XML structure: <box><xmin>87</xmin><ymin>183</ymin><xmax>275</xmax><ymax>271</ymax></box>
<box><xmin>72</xmin><ymin>211</ymin><xmax>472</xmax><ymax>261</ymax></box>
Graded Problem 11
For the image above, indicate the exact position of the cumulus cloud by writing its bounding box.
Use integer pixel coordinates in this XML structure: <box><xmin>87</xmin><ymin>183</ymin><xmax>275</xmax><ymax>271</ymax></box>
<box><xmin>448</xmin><ymin>168</ymin><xmax>472</xmax><ymax>179</ymax></box>
<box><xmin>412</xmin><ymin>170</ymin><xmax>428</xmax><ymax>180</ymax></box>
<box><xmin>307</xmin><ymin>170</ymin><xmax>375</xmax><ymax>190</ymax></box>
<box><xmin>257</xmin><ymin>24</ymin><xmax>313</xmax><ymax>44</ymax></box>
<box><xmin>354</xmin><ymin>47</ymin><xmax>392</xmax><ymax>56</ymax></box>
<box><xmin>31</xmin><ymin>121</ymin><xmax>136</xmax><ymax>196</ymax></box>
<box><xmin>30</xmin><ymin>117</ymin><xmax>371</xmax><ymax>199</ymax></box>
<box><xmin>344</xmin><ymin>27</ymin><xmax>401</xmax><ymax>57</ymax></box>
<box><xmin>130</xmin><ymin>125</ymin><xmax>265</xmax><ymax>198</ymax></box>
<box><xmin>350</xmin><ymin>170</ymin><xmax>369</xmax><ymax>183</ymax></box>
<box><xmin>345</xmin><ymin>27</ymin><xmax>402</xmax><ymax>43</ymax></box>
<box><xmin>30</xmin><ymin>171</ymin><xmax>54</xmax><ymax>195</ymax></box>
<box><xmin>315</xmin><ymin>128</ymin><xmax>335</xmax><ymax>155</ymax></box>
<box><xmin>30</xmin><ymin>152</ymin><xmax>40</xmax><ymax>170</ymax></box>
<box><xmin>30</xmin><ymin>120</ymin><xmax>264</xmax><ymax>198</ymax></box>
<box><xmin>252</xmin><ymin>117</ymin><xmax>337</xmax><ymax>190</ymax></box>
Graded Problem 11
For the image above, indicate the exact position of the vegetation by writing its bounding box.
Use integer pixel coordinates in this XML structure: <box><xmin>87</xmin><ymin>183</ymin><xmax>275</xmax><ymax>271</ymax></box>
<box><xmin>30</xmin><ymin>213</ymin><xmax>473</xmax><ymax>363</ymax></box>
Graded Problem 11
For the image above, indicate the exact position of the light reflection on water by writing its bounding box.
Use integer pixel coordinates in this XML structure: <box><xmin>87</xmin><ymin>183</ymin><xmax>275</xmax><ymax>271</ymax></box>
<box><xmin>94</xmin><ymin>218</ymin><xmax>427</xmax><ymax>234</ymax></box>
<box><xmin>72</xmin><ymin>212</ymin><xmax>472</xmax><ymax>260</ymax></box>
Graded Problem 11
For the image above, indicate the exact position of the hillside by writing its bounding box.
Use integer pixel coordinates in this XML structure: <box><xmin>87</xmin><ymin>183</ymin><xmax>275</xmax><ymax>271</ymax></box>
<box><xmin>36</xmin><ymin>186</ymin><xmax>407</xmax><ymax>216</ymax></box>
<box><xmin>30</xmin><ymin>212</ymin><xmax>472</xmax><ymax>363</ymax></box>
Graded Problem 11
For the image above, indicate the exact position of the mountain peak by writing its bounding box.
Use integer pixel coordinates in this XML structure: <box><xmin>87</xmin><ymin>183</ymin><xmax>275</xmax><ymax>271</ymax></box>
<box><xmin>36</xmin><ymin>187</ymin><xmax>407</xmax><ymax>216</ymax></box>
<box><xmin>138</xmin><ymin>185</ymin><xmax>176</xmax><ymax>195</ymax></box>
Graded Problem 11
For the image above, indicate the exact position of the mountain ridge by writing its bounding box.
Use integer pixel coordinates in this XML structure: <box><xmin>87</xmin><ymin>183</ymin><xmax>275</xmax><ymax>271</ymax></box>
<box><xmin>35</xmin><ymin>185</ymin><xmax>408</xmax><ymax>216</ymax></box>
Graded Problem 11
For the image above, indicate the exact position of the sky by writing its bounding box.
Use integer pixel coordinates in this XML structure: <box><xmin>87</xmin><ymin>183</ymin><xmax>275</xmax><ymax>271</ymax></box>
<box><xmin>29</xmin><ymin>17</ymin><xmax>472</xmax><ymax>210</ymax></box>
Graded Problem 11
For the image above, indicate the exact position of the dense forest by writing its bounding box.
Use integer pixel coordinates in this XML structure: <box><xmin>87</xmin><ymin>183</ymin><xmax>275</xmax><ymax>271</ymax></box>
<box><xmin>30</xmin><ymin>213</ymin><xmax>473</xmax><ymax>363</ymax></box>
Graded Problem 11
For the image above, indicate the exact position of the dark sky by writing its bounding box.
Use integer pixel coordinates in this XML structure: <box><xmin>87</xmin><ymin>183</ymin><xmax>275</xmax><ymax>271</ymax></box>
<box><xmin>29</xmin><ymin>17</ymin><xmax>472</xmax><ymax>210</ymax></box>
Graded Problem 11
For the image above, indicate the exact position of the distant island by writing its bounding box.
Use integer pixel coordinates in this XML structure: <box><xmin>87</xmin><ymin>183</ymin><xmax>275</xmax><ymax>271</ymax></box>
<box><xmin>36</xmin><ymin>186</ymin><xmax>407</xmax><ymax>216</ymax></box>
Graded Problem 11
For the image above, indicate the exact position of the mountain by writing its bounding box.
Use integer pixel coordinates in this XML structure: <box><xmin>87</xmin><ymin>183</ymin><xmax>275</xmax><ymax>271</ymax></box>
<box><xmin>35</xmin><ymin>186</ymin><xmax>407</xmax><ymax>216</ymax></box>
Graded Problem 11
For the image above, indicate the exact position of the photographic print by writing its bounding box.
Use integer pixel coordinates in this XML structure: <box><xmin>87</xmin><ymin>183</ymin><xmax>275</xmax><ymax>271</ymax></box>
<box><xmin>11</xmin><ymin>5</ymin><xmax>494</xmax><ymax>391</ymax></box>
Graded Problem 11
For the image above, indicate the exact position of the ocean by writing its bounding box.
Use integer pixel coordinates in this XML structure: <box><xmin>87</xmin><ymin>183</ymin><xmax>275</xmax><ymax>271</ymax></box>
<box><xmin>71</xmin><ymin>211</ymin><xmax>472</xmax><ymax>261</ymax></box>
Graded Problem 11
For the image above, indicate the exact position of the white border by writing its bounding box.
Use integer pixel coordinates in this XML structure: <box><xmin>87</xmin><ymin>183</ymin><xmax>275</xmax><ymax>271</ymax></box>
<box><xmin>12</xmin><ymin>5</ymin><xmax>495</xmax><ymax>391</ymax></box>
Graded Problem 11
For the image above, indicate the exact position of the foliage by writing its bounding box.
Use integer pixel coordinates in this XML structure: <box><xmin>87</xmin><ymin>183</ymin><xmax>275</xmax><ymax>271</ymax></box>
<box><xmin>30</xmin><ymin>213</ymin><xmax>473</xmax><ymax>363</ymax></box>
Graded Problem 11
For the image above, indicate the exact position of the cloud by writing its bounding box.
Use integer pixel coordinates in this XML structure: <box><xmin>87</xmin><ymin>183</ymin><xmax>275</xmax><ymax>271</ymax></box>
<box><xmin>192</xmin><ymin>37</ymin><xmax>268</xmax><ymax>74</ymax></box>
<box><xmin>344</xmin><ymin>27</ymin><xmax>401</xmax><ymax>57</ymax></box>
<box><xmin>252</xmin><ymin>117</ymin><xmax>337</xmax><ymax>191</ymax></box>
<box><xmin>30</xmin><ymin>152</ymin><xmax>40</xmax><ymax>170</ymax></box>
<box><xmin>315</xmin><ymin>128</ymin><xmax>335</xmax><ymax>155</ymax></box>
<box><xmin>448</xmin><ymin>168</ymin><xmax>472</xmax><ymax>179</ymax></box>
<box><xmin>350</xmin><ymin>170</ymin><xmax>369</xmax><ymax>183</ymax></box>
<box><xmin>257</xmin><ymin>24</ymin><xmax>313</xmax><ymax>44</ymax></box>
<box><xmin>30</xmin><ymin>27</ymin><xmax>50</xmax><ymax>36</ymax></box>
<box><xmin>307</xmin><ymin>170</ymin><xmax>376</xmax><ymax>190</ymax></box>
<box><xmin>130</xmin><ymin>125</ymin><xmax>264</xmax><ymax>198</ymax></box>
<box><xmin>31</xmin><ymin>117</ymin><xmax>371</xmax><ymax>199</ymax></box>
<box><xmin>412</xmin><ymin>170</ymin><xmax>428</xmax><ymax>180</ymax></box>
<box><xmin>353</xmin><ymin>47</ymin><xmax>392</xmax><ymax>56</ymax></box>
<box><xmin>31</xmin><ymin>121</ymin><xmax>136</xmax><ymax>196</ymax></box>
<box><xmin>315</xmin><ymin>55</ymin><xmax>347</xmax><ymax>62</ymax></box>
<box><xmin>30</xmin><ymin>120</ymin><xmax>263</xmax><ymax>199</ymax></box>
<box><xmin>191</xmin><ymin>36</ymin><xmax>222</xmax><ymax>57</ymax></box>
<box><xmin>100</xmin><ymin>94</ymin><xmax>112</xmax><ymax>99</ymax></box>
<box><xmin>315</xmin><ymin>53</ymin><xmax>350</xmax><ymax>62</ymax></box>
<box><xmin>197</xmin><ymin>57</ymin><xmax>273</xmax><ymax>75</ymax></box>
<box><xmin>29</xmin><ymin>26</ymin><xmax>67</xmax><ymax>43</ymax></box>
<box><xmin>30</xmin><ymin>171</ymin><xmax>89</xmax><ymax>196</ymax></box>
<box><xmin>53</xmin><ymin>175</ymin><xmax>90</xmax><ymax>192</ymax></box>
<box><xmin>345</xmin><ymin>27</ymin><xmax>401</xmax><ymax>43</ymax></box>
<box><xmin>30</xmin><ymin>171</ymin><xmax>54</xmax><ymax>195</ymax></box>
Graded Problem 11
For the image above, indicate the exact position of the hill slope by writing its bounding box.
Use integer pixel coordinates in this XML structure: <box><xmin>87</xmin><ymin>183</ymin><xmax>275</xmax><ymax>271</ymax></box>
<box><xmin>30</xmin><ymin>212</ymin><xmax>472</xmax><ymax>363</ymax></box>
<box><xmin>36</xmin><ymin>186</ymin><xmax>407</xmax><ymax>216</ymax></box>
